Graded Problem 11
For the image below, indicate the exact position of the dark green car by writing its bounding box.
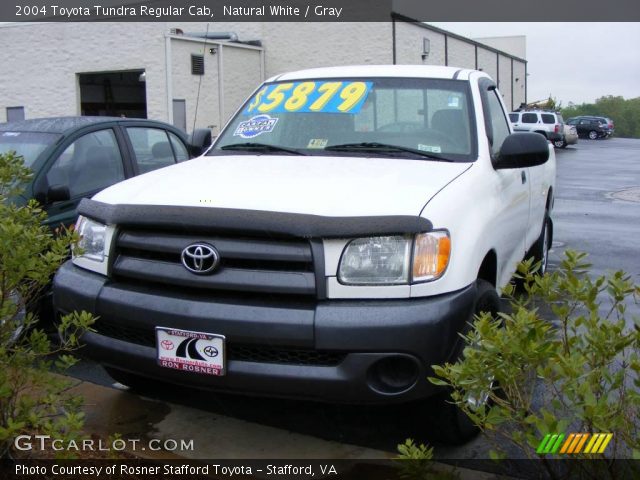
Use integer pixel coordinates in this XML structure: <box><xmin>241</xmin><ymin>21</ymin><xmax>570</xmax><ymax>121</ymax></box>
<box><xmin>1</xmin><ymin>116</ymin><xmax>208</xmax><ymax>228</ymax></box>
<box><xmin>1</xmin><ymin>116</ymin><xmax>209</xmax><ymax>326</ymax></box>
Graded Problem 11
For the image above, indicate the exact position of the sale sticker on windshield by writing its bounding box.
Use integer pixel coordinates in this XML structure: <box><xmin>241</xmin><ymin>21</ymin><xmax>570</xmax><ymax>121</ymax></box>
<box><xmin>245</xmin><ymin>81</ymin><xmax>373</xmax><ymax>114</ymax></box>
<box><xmin>234</xmin><ymin>114</ymin><xmax>279</xmax><ymax>138</ymax></box>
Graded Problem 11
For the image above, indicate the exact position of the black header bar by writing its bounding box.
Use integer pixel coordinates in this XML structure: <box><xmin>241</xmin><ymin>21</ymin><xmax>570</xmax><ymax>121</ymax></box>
<box><xmin>2</xmin><ymin>0</ymin><xmax>639</xmax><ymax>22</ymax></box>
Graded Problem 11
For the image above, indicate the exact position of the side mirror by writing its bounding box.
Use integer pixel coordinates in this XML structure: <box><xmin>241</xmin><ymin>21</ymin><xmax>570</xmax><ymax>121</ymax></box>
<box><xmin>188</xmin><ymin>128</ymin><xmax>213</xmax><ymax>157</ymax></box>
<box><xmin>47</xmin><ymin>184</ymin><xmax>71</xmax><ymax>203</ymax></box>
<box><xmin>495</xmin><ymin>132</ymin><xmax>550</xmax><ymax>169</ymax></box>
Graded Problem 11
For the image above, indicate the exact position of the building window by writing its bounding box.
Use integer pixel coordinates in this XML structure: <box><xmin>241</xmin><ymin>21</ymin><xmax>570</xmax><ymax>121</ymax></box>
<box><xmin>6</xmin><ymin>107</ymin><xmax>25</xmax><ymax>122</ymax></box>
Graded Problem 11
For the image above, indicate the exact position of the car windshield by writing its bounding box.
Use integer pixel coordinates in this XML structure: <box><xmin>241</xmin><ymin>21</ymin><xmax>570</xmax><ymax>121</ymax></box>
<box><xmin>210</xmin><ymin>77</ymin><xmax>477</xmax><ymax>162</ymax></box>
<box><xmin>0</xmin><ymin>131</ymin><xmax>60</xmax><ymax>167</ymax></box>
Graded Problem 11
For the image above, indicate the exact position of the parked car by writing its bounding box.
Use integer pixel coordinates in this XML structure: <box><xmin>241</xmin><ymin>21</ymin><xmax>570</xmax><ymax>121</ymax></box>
<box><xmin>1</xmin><ymin>116</ymin><xmax>210</xmax><ymax>329</ymax></box>
<box><xmin>555</xmin><ymin>124</ymin><xmax>578</xmax><ymax>149</ymax></box>
<box><xmin>566</xmin><ymin>116</ymin><xmax>610</xmax><ymax>140</ymax></box>
<box><xmin>508</xmin><ymin>110</ymin><xmax>564</xmax><ymax>145</ymax></box>
<box><xmin>0</xmin><ymin>116</ymin><xmax>210</xmax><ymax>229</ymax></box>
<box><xmin>54</xmin><ymin>66</ymin><xmax>555</xmax><ymax>444</ymax></box>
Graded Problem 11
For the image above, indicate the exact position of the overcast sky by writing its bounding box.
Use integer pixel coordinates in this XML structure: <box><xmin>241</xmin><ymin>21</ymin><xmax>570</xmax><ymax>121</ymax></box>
<box><xmin>429</xmin><ymin>22</ymin><xmax>640</xmax><ymax>106</ymax></box>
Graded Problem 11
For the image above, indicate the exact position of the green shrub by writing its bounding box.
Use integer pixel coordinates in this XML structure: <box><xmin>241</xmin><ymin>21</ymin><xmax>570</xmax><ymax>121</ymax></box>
<box><xmin>0</xmin><ymin>151</ymin><xmax>95</xmax><ymax>458</ymax></box>
<box><xmin>430</xmin><ymin>251</ymin><xmax>639</xmax><ymax>478</ymax></box>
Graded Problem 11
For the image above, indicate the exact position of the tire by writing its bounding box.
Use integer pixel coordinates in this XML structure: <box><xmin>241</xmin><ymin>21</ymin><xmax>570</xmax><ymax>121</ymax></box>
<box><xmin>588</xmin><ymin>130</ymin><xmax>598</xmax><ymax>140</ymax></box>
<box><xmin>431</xmin><ymin>279</ymin><xmax>501</xmax><ymax>445</ymax></box>
<box><xmin>530</xmin><ymin>213</ymin><xmax>551</xmax><ymax>275</ymax></box>
<box><xmin>553</xmin><ymin>138</ymin><xmax>567</xmax><ymax>149</ymax></box>
<box><xmin>104</xmin><ymin>367</ymin><xmax>158</xmax><ymax>392</ymax></box>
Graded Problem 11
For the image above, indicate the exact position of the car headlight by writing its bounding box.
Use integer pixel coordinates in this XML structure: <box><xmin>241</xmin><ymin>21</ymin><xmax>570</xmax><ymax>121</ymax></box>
<box><xmin>412</xmin><ymin>230</ymin><xmax>451</xmax><ymax>282</ymax></box>
<box><xmin>338</xmin><ymin>235</ymin><xmax>412</xmax><ymax>285</ymax></box>
<box><xmin>338</xmin><ymin>231</ymin><xmax>450</xmax><ymax>285</ymax></box>
<box><xmin>73</xmin><ymin>216</ymin><xmax>107</xmax><ymax>262</ymax></box>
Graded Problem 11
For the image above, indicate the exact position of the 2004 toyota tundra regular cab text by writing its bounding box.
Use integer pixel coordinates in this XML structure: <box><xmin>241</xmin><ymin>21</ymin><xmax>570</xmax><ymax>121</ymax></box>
<box><xmin>53</xmin><ymin>65</ymin><xmax>555</xmax><ymax>443</ymax></box>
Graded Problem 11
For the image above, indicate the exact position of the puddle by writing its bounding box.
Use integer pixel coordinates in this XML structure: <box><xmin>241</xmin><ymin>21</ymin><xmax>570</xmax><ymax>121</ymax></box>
<box><xmin>71</xmin><ymin>382</ymin><xmax>171</xmax><ymax>439</ymax></box>
<box><xmin>607</xmin><ymin>187</ymin><xmax>640</xmax><ymax>203</ymax></box>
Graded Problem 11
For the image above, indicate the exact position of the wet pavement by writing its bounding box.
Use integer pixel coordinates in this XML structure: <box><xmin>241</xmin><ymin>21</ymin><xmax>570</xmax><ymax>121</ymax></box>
<box><xmin>64</xmin><ymin>137</ymin><xmax>640</xmax><ymax>460</ymax></box>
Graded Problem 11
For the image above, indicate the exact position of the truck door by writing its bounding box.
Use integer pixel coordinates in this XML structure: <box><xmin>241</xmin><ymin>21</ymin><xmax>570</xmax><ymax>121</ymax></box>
<box><xmin>481</xmin><ymin>82</ymin><xmax>530</xmax><ymax>279</ymax></box>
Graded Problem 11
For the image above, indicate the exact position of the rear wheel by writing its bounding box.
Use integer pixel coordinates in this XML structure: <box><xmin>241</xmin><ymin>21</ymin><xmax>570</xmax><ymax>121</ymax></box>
<box><xmin>553</xmin><ymin>138</ymin><xmax>567</xmax><ymax>149</ymax></box>
<box><xmin>588</xmin><ymin>130</ymin><xmax>598</xmax><ymax>140</ymax></box>
<box><xmin>431</xmin><ymin>279</ymin><xmax>501</xmax><ymax>444</ymax></box>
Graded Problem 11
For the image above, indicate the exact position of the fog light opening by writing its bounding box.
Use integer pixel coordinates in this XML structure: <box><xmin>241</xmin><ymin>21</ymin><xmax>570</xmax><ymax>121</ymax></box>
<box><xmin>367</xmin><ymin>356</ymin><xmax>419</xmax><ymax>395</ymax></box>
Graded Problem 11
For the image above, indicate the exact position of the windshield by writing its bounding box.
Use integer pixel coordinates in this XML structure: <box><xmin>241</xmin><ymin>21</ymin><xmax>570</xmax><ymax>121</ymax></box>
<box><xmin>0</xmin><ymin>131</ymin><xmax>60</xmax><ymax>167</ymax></box>
<box><xmin>210</xmin><ymin>77</ymin><xmax>476</xmax><ymax>162</ymax></box>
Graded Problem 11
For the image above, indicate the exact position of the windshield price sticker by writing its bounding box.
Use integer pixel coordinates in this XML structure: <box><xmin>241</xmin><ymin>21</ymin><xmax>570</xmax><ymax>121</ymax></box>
<box><xmin>245</xmin><ymin>81</ymin><xmax>372</xmax><ymax>114</ymax></box>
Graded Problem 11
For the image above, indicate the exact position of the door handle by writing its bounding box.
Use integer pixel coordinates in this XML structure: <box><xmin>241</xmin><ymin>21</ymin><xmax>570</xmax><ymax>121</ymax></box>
<box><xmin>521</xmin><ymin>170</ymin><xmax>527</xmax><ymax>184</ymax></box>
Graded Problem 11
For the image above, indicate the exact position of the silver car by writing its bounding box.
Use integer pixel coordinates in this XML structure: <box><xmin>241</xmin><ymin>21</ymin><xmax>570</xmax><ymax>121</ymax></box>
<box><xmin>554</xmin><ymin>124</ymin><xmax>578</xmax><ymax>149</ymax></box>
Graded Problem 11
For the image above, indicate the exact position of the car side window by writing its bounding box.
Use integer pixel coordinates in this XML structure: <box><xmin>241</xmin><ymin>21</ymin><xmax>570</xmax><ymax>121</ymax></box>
<box><xmin>521</xmin><ymin>113</ymin><xmax>538</xmax><ymax>124</ymax></box>
<box><xmin>168</xmin><ymin>132</ymin><xmax>190</xmax><ymax>162</ymax></box>
<box><xmin>508</xmin><ymin>113</ymin><xmax>519</xmax><ymax>123</ymax></box>
<box><xmin>127</xmin><ymin>127</ymin><xmax>178</xmax><ymax>173</ymax></box>
<box><xmin>46</xmin><ymin>129</ymin><xmax>125</xmax><ymax>198</ymax></box>
<box><xmin>541</xmin><ymin>114</ymin><xmax>555</xmax><ymax>124</ymax></box>
<box><xmin>486</xmin><ymin>90</ymin><xmax>510</xmax><ymax>157</ymax></box>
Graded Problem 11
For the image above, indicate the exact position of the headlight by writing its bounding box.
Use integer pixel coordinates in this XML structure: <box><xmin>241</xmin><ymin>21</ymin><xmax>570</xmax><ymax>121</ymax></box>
<box><xmin>337</xmin><ymin>231</ymin><xmax>451</xmax><ymax>285</ymax></box>
<box><xmin>73</xmin><ymin>216</ymin><xmax>107</xmax><ymax>262</ymax></box>
<box><xmin>412</xmin><ymin>231</ymin><xmax>451</xmax><ymax>282</ymax></box>
<box><xmin>338</xmin><ymin>235</ymin><xmax>411</xmax><ymax>285</ymax></box>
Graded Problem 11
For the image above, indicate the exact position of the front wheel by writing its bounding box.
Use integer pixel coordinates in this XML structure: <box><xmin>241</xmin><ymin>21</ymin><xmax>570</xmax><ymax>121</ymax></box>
<box><xmin>430</xmin><ymin>279</ymin><xmax>501</xmax><ymax>444</ymax></box>
<box><xmin>530</xmin><ymin>214</ymin><xmax>551</xmax><ymax>275</ymax></box>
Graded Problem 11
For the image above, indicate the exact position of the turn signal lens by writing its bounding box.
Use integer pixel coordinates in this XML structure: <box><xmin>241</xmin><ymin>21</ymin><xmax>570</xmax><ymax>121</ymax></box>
<box><xmin>412</xmin><ymin>231</ymin><xmax>451</xmax><ymax>282</ymax></box>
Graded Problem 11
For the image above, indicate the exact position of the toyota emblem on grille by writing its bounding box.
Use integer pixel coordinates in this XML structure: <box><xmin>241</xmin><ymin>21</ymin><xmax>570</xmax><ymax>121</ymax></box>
<box><xmin>181</xmin><ymin>243</ymin><xmax>220</xmax><ymax>274</ymax></box>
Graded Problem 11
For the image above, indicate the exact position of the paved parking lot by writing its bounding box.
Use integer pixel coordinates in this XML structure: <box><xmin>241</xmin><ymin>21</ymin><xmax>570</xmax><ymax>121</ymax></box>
<box><xmin>66</xmin><ymin>137</ymin><xmax>640</xmax><ymax>459</ymax></box>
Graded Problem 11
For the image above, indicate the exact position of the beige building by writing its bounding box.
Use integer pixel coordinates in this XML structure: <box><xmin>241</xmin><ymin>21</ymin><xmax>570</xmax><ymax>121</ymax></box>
<box><xmin>0</xmin><ymin>20</ymin><xmax>527</xmax><ymax>134</ymax></box>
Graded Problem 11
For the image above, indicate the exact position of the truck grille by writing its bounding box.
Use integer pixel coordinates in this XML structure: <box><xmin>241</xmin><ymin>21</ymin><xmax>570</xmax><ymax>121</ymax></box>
<box><xmin>93</xmin><ymin>320</ymin><xmax>346</xmax><ymax>367</ymax></box>
<box><xmin>111</xmin><ymin>229</ymin><xmax>320</xmax><ymax>298</ymax></box>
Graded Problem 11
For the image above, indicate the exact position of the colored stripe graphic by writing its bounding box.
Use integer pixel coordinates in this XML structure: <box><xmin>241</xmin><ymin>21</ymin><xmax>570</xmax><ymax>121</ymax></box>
<box><xmin>550</xmin><ymin>434</ymin><xmax>565</xmax><ymax>454</ymax></box>
<box><xmin>538</xmin><ymin>433</ymin><xmax>612</xmax><ymax>455</ymax></box>
<box><xmin>537</xmin><ymin>434</ymin><xmax>565</xmax><ymax>454</ymax></box>
<box><xmin>536</xmin><ymin>434</ymin><xmax>552</xmax><ymax>454</ymax></box>
<box><xmin>597</xmin><ymin>434</ymin><xmax>613</xmax><ymax>453</ymax></box>
<box><xmin>559</xmin><ymin>434</ymin><xmax>575</xmax><ymax>454</ymax></box>
<box><xmin>574</xmin><ymin>433</ymin><xmax>589</xmax><ymax>453</ymax></box>
<box><xmin>583</xmin><ymin>434</ymin><xmax>599</xmax><ymax>454</ymax></box>
<box><xmin>584</xmin><ymin>433</ymin><xmax>613</xmax><ymax>454</ymax></box>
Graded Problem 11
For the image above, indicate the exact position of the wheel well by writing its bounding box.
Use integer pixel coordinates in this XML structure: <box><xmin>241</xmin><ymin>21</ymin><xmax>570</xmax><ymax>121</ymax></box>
<box><xmin>534</xmin><ymin>130</ymin><xmax>548</xmax><ymax>138</ymax></box>
<box><xmin>478</xmin><ymin>251</ymin><xmax>497</xmax><ymax>287</ymax></box>
<box><xmin>546</xmin><ymin>187</ymin><xmax>554</xmax><ymax>211</ymax></box>
<box><xmin>545</xmin><ymin>188</ymin><xmax>554</xmax><ymax>245</ymax></box>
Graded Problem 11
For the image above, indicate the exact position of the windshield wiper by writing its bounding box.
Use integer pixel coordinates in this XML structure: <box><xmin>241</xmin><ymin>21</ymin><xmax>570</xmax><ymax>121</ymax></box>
<box><xmin>324</xmin><ymin>142</ymin><xmax>455</xmax><ymax>161</ymax></box>
<box><xmin>220</xmin><ymin>143</ymin><xmax>306</xmax><ymax>155</ymax></box>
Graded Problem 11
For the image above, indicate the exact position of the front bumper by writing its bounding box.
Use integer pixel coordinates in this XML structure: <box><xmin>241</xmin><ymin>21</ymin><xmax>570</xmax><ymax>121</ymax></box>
<box><xmin>54</xmin><ymin>261</ymin><xmax>476</xmax><ymax>404</ymax></box>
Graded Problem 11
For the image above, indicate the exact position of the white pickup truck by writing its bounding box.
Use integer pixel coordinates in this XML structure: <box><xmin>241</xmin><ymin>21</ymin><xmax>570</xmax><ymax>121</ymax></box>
<box><xmin>54</xmin><ymin>65</ymin><xmax>555</xmax><ymax>443</ymax></box>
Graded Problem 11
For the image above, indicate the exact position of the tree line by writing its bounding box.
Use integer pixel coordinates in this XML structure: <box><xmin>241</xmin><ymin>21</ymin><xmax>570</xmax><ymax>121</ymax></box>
<box><xmin>561</xmin><ymin>95</ymin><xmax>640</xmax><ymax>138</ymax></box>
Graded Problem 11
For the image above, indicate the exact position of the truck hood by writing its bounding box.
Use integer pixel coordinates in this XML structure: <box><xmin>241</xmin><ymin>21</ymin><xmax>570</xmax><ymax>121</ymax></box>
<box><xmin>94</xmin><ymin>155</ymin><xmax>472</xmax><ymax>217</ymax></box>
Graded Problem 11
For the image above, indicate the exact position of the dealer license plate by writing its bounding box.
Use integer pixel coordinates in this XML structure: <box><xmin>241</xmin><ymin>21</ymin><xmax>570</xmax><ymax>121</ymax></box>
<box><xmin>156</xmin><ymin>327</ymin><xmax>226</xmax><ymax>376</ymax></box>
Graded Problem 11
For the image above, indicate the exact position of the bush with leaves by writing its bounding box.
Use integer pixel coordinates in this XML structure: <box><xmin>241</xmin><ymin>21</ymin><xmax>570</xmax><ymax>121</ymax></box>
<box><xmin>429</xmin><ymin>251</ymin><xmax>639</xmax><ymax>479</ymax></box>
<box><xmin>396</xmin><ymin>439</ymin><xmax>460</xmax><ymax>480</ymax></box>
<box><xmin>0</xmin><ymin>151</ymin><xmax>95</xmax><ymax>458</ymax></box>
